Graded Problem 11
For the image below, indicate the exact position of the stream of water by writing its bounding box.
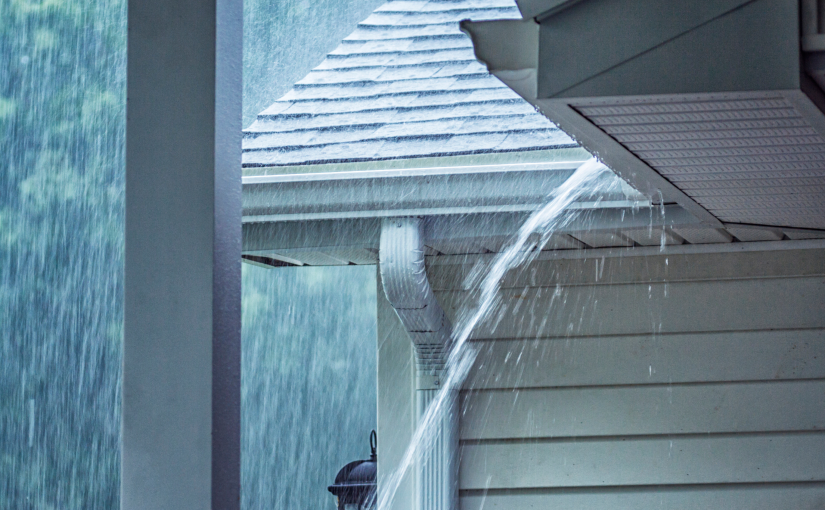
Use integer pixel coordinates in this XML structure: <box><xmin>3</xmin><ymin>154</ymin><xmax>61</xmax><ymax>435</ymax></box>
<box><xmin>376</xmin><ymin>157</ymin><xmax>621</xmax><ymax>510</ymax></box>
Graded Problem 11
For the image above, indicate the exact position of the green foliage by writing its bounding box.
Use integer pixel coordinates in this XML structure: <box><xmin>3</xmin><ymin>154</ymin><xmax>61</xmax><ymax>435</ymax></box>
<box><xmin>0</xmin><ymin>96</ymin><xmax>17</xmax><ymax>120</ymax></box>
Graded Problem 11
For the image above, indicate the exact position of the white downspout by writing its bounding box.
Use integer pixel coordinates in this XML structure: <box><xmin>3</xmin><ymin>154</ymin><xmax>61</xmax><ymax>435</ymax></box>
<box><xmin>379</xmin><ymin>217</ymin><xmax>458</xmax><ymax>510</ymax></box>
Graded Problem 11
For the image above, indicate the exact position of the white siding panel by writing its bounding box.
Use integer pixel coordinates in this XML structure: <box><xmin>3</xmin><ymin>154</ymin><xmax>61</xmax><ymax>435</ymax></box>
<box><xmin>460</xmin><ymin>484</ymin><xmax>825</xmax><ymax>510</ymax></box>
<box><xmin>460</xmin><ymin>434</ymin><xmax>825</xmax><ymax>489</ymax></box>
<box><xmin>400</xmin><ymin>248</ymin><xmax>825</xmax><ymax>506</ymax></box>
<box><xmin>463</xmin><ymin>329</ymin><xmax>825</xmax><ymax>389</ymax></box>
<box><xmin>437</xmin><ymin>277</ymin><xmax>825</xmax><ymax>339</ymax></box>
<box><xmin>428</xmin><ymin>248</ymin><xmax>825</xmax><ymax>291</ymax></box>
<box><xmin>460</xmin><ymin>380</ymin><xmax>825</xmax><ymax>440</ymax></box>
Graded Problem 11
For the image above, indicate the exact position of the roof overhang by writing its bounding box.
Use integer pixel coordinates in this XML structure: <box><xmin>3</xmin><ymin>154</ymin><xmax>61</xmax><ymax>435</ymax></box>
<box><xmin>241</xmin><ymin>0</ymin><xmax>825</xmax><ymax>268</ymax></box>
<box><xmin>462</xmin><ymin>0</ymin><xmax>825</xmax><ymax>232</ymax></box>
<box><xmin>242</xmin><ymin>151</ymin><xmax>741</xmax><ymax>267</ymax></box>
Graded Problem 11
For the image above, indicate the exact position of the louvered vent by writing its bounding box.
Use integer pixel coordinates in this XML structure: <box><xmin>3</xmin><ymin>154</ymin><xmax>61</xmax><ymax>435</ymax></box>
<box><xmin>574</xmin><ymin>96</ymin><xmax>825</xmax><ymax>230</ymax></box>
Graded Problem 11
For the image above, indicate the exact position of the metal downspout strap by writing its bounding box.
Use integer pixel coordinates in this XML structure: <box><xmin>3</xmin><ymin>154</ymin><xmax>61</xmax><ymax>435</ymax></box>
<box><xmin>379</xmin><ymin>217</ymin><xmax>458</xmax><ymax>510</ymax></box>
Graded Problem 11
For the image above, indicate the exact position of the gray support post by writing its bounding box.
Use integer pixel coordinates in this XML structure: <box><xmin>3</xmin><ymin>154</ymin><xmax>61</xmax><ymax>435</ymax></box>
<box><xmin>123</xmin><ymin>0</ymin><xmax>242</xmax><ymax>507</ymax></box>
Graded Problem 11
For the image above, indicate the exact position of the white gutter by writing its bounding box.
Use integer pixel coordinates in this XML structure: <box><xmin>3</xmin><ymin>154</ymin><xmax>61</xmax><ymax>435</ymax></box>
<box><xmin>242</xmin><ymin>161</ymin><xmax>648</xmax><ymax>223</ymax></box>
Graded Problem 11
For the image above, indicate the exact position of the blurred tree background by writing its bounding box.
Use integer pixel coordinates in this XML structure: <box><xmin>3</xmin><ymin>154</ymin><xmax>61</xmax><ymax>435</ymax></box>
<box><xmin>0</xmin><ymin>1</ymin><xmax>126</xmax><ymax>507</ymax></box>
<box><xmin>0</xmin><ymin>0</ymin><xmax>381</xmax><ymax>507</ymax></box>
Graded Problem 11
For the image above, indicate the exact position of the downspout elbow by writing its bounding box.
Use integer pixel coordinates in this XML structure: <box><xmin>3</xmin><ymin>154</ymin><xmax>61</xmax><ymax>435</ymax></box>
<box><xmin>379</xmin><ymin>217</ymin><xmax>452</xmax><ymax>386</ymax></box>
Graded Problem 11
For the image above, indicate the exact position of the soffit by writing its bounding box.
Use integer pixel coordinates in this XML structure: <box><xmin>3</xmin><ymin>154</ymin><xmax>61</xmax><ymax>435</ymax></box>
<box><xmin>575</xmin><ymin>94</ymin><xmax>825</xmax><ymax>230</ymax></box>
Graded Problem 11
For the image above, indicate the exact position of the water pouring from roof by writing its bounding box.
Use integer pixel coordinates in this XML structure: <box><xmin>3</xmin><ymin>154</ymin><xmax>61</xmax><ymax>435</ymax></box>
<box><xmin>376</xmin><ymin>157</ymin><xmax>619</xmax><ymax>510</ymax></box>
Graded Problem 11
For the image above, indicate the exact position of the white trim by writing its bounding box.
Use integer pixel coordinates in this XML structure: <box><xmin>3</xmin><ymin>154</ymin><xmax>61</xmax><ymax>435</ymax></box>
<box><xmin>723</xmin><ymin>222</ymin><xmax>825</xmax><ymax>236</ymax></box>
<box><xmin>426</xmin><ymin>239</ymin><xmax>825</xmax><ymax>266</ymax></box>
<box><xmin>242</xmin><ymin>160</ymin><xmax>588</xmax><ymax>184</ymax></box>
<box><xmin>242</xmin><ymin>200</ymin><xmax>652</xmax><ymax>223</ymax></box>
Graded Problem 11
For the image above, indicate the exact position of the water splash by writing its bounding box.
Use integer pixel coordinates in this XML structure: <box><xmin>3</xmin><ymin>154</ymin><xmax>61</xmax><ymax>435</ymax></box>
<box><xmin>376</xmin><ymin>157</ymin><xmax>618</xmax><ymax>510</ymax></box>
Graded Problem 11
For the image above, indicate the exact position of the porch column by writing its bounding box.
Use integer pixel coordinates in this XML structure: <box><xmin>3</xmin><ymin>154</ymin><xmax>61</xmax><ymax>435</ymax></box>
<box><xmin>123</xmin><ymin>0</ymin><xmax>242</xmax><ymax>507</ymax></box>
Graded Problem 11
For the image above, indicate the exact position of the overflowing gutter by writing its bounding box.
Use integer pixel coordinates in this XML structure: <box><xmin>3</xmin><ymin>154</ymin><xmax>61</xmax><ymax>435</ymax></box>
<box><xmin>243</xmin><ymin>157</ymin><xmax>645</xmax><ymax>222</ymax></box>
<box><xmin>239</xmin><ymin>156</ymin><xmax>719</xmax><ymax>267</ymax></box>
<box><xmin>238</xmin><ymin>4</ymin><xmax>825</xmax><ymax>510</ymax></box>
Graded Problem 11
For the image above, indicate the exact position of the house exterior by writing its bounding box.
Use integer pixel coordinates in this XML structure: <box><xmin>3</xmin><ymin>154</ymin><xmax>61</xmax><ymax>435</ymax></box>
<box><xmin>242</xmin><ymin>1</ymin><xmax>825</xmax><ymax>509</ymax></box>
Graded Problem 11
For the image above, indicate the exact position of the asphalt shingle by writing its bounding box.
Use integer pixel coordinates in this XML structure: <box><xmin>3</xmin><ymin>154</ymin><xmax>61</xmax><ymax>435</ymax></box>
<box><xmin>243</xmin><ymin>0</ymin><xmax>577</xmax><ymax>168</ymax></box>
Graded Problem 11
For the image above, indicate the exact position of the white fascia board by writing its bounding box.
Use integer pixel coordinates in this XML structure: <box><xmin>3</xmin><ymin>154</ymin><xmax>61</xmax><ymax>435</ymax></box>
<box><xmin>242</xmin><ymin>200</ymin><xmax>651</xmax><ymax>224</ymax></box>
<box><xmin>426</xmin><ymin>238</ymin><xmax>825</xmax><ymax>267</ymax></box>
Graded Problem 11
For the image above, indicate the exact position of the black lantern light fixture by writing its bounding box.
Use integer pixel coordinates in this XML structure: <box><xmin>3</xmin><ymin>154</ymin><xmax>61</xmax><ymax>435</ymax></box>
<box><xmin>328</xmin><ymin>430</ymin><xmax>377</xmax><ymax>510</ymax></box>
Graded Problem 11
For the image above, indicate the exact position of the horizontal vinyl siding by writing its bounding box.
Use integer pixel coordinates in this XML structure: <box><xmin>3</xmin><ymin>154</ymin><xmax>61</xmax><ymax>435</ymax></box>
<box><xmin>461</xmin><ymin>380</ymin><xmax>825</xmax><ymax>440</ymax></box>
<box><xmin>460</xmin><ymin>434</ymin><xmax>825</xmax><ymax>488</ymax></box>
<box><xmin>462</xmin><ymin>329</ymin><xmax>825</xmax><ymax>389</ymax></box>
<box><xmin>437</xmin><ymin>276</ymin><xmax>825</xmax><ymax>338</ymax></box>
<box><xmin>461</xmin><ymin>484</ymin><xmax>825</xmax><ymax>510</ymax></box>
<box><xmin>429</xmin><ymin>248</ymin><xmax>825</xmax><ymax>510</ymax></box>
<box><xmin>427</xmin><ymin>248</ymin><xmax>825</xmax><ymax>290</ymax></box>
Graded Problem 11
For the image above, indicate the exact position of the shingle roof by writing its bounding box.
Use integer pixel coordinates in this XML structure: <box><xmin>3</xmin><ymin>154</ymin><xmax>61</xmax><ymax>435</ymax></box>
<box><xmin>242</xmin><ymin>0</ymin><xmax>577</xmax><ymax>168</ymax></box>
